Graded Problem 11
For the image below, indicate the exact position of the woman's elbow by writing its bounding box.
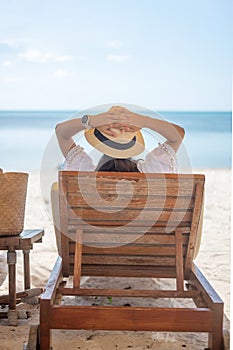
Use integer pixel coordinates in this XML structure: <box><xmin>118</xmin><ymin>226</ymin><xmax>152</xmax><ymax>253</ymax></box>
<box><xmin>172</xmin><ymin>124</ymin><xmax>185</xmax><ymax>140</ymax></box>
<box><xmin>55</xmin><ymin>123</ymin><xmax>62</xmax><ymax>136</ymax></box>
<box><xmin>179</xmin><ymin>126</ymin><xmax>185</xmax><ymax>139</ymax></box>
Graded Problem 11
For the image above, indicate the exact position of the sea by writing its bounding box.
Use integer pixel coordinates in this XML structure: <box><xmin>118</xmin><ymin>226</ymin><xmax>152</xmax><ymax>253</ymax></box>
<box><xmin>0</xmin><ymin>110</ymin><xmax>231</xmax><ymax>172</ymax></box>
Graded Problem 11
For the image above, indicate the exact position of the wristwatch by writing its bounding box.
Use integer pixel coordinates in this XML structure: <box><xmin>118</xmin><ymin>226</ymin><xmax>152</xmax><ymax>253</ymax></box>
<box><xmin>81</xmin><ymin>114</ymin><xmax>92</xmax><ymax>129</ymax></box>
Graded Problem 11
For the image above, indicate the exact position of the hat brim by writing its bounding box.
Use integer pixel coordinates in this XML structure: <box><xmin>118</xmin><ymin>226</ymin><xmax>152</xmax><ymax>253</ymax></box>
<box><xmin>84</xmin><ymin>128</ymin><xmax>145</xmax><ymax>159</ymax></box>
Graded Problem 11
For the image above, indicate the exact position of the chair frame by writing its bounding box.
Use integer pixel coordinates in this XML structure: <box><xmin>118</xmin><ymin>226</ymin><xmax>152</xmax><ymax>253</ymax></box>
<box><xmin>39</xmin><ymin>171</ymin><xmax>224</xmax><ymax>350</ymax></box>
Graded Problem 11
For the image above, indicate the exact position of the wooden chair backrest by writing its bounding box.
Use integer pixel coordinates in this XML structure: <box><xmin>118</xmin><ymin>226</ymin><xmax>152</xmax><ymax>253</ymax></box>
<box><xmin>58</xmin><ymin>171</ymin><xmax>205</xmax><ymax>280</ymax></box>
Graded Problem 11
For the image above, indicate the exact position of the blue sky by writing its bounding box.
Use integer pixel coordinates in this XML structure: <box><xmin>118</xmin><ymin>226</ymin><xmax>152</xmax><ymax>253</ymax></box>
<box><xmin>0</xmin><ymin>0</ymin><xmax>232</xmax><ymax>110</ymax></box>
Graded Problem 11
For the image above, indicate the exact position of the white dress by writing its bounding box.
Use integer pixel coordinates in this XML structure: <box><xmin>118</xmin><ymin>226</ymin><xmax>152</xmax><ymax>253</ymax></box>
<box><xmin>63</xmin><ymin>142</ymin><xmax>177</xmax><ymax>173</ymax></box>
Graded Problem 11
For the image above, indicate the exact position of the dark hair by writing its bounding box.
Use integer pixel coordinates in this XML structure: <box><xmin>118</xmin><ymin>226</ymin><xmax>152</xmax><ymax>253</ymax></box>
<box><xmin>95</xmin><ymin>154</ymin><xmax>139</xmax><ymax>172</ymax></box>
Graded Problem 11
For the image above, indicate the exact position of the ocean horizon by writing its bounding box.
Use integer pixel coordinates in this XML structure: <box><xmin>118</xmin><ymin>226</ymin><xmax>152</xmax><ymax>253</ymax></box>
<box><xmin>0</xmin><ymin>110</ymin><xmax>231</xmax><ymax>171</ymax></box>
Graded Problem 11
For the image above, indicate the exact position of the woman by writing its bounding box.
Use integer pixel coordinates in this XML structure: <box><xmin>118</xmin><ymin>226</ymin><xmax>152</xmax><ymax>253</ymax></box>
<box><xmin>55</xmin><ymin>106</ymin><xmax>185</xmax><ymax>173</ymax></box>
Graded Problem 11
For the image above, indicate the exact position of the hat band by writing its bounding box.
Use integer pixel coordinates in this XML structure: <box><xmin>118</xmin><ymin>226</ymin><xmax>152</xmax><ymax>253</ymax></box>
<box><xmin>94</xmin><ymin>129</ymin><xmax>136</xmax><ymax>150</ymax></box>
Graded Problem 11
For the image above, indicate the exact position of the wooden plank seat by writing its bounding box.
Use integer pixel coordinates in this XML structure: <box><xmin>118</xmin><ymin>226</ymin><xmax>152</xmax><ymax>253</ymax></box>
<box><xmin>38</xmin><ymin>171</ymin><xmax>224</xmax><ymax>349</ymax></box>
<box><xmin>0</xmin><ymin>229</ymin><xmax>44</xmax><ymax>325</ymax></box>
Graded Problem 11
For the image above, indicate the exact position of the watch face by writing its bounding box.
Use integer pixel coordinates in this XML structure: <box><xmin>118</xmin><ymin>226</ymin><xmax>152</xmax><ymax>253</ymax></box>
<box><xmin>82</xmin><ymin>114</ymin><xmax>89</xmax><ymax>124</ymax></box>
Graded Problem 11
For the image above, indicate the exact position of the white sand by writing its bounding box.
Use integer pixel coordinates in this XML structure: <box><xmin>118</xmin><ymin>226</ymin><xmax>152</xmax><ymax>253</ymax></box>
<box><xmin>0</xmin><ymin>168</ymin><xmax>230</xmax><ymax>349</ymax></box>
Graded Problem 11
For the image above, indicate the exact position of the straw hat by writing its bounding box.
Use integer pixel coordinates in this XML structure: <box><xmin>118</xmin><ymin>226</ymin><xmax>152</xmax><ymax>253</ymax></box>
<box><xmin>84</xmin><ymin>128</ymin><xmax>145</xmax><ymax>158</ymax></box>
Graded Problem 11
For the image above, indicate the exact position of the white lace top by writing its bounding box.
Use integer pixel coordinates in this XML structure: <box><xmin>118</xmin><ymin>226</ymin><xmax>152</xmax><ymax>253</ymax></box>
<box><xmin>63</xmin><ymin>142</ymin><xmax>177</xmax><ymax>173</ymax></box>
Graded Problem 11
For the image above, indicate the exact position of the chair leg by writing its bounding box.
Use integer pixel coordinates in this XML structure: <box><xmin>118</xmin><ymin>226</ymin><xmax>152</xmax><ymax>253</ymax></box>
<box><xmin>23</xmin><ymin>249</ymin><xmax>31</xmax><ymax>290</ymax></box>
<box><xmin>190</xmin><ymin>264</ymin><xmax>224</xmax><ymax>349</ymax></box>
<box><xmin>208</xmin><ymin>303</ymin><xmax>224</xmax><ymax>350</ymax></box>
<box><xmin>40</xmin><ymin>301</ymin><xmax>51</xmax><ymax>350</ymax></box>
<box><xmin>7</xmin><ymin>250</ymin><xmax>17</xmax><ymax>326</ymax></box>
<box><xmin>73</xmin><ymin>229</ymin><xmax>83</xmax><ymax>289</ymax></box>
<box><xmin>40</xmin><ymin>323</ymin><xmax>51</xmax><ymax>350</ymax></box>
<box><xmin>27</xmin><ymin>324</ymin><xmax>40</xmax><ymax>350</ymax></box>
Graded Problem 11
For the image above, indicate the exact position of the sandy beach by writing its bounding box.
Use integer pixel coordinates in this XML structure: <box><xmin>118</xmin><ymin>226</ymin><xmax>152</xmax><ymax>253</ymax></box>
<box><xmin>0</xmin><ymin>168</ymin><xmax>230</xmax><ymax>349</ymax></box>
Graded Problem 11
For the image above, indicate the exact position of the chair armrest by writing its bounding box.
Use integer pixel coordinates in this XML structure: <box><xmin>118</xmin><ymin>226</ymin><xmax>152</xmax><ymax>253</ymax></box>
<box><xmin>190</xmin><ymin>262</ymin><xmax>223</xmax><ymax>305</ymax></box>
<box><xmin>41</xmin><ymin>256</ymin><xmax>62</xmax><ymax>302</ymax></box>
<box><xmin>20</xmin><ymin>229</ymin><xmax>44</xmax><ymax>244</ymax></box>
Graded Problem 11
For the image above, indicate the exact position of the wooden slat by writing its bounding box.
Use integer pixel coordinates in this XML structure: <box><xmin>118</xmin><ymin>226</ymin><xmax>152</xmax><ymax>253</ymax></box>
<box><xmin>50</xmin><ymin>305</ymin><xmax>214</xmax><ymax>332</ymax></box>
<box><xmin>71</xmin><ymin>255</ymin><xmax>177</xmax><ymax>266</ymax></box>
<box><xmin>185</xmin><ymin>181</ymin><xmax>204</xmax><ymax>277</ymax></box>
<box><xmin>68</xmin><ymin>226</ymin><xmax>190</xmax><ymax>236</ymax></box>
<box><xmin>58</xmin><ymin>287</ymin><xmax>200</xmax><ymax>299</ymax></box>
<box><xmin>67</xmin><ymin>180</ymin><xmax>195</xmax><ymax>197</ymax></box>
<box><xmin>68</xmin><ymin>219</ymin><xmax>191</xmax><ymax>228</ymax></box>
<box><xmin>65</xmin><ymin>171</ymin><xmax>197</xmax><ymax>182</ymax></box>
<box><xmin>67</xmin><ymin>193</ymin><xmax>194</xmax><ymax>210</ymax></box>
<box><xmin>68</xmin><ymin>208</ymin><xmax>192</xmax><ymax>223</ymax></box>
<box><xmin>61</xmin><ymin>171</ymin><xmax>204</xmax><ymax>181</ymax></box>
<box><xmin>78</xmin><ymin>233</ymin><xmax>189</xmax><ymax>245</ymax></box>
<box><xmin>77</xmin><ymin>265</ymin><xmax>177</xmax><ymax>278</ymax></box>
<box><xmin>68</xmin><ymin>175</ymin><xmax>194</xmax><ymax>183</ymax></box>
<box><xmin>69</xmin><ymin>244</ymin><xmax>188</xmax><ymax>256</ymax></box>
<box><xmin>77</xmin><ymin>242</ymin><xmax>187</xmax><ymax>248</ymax></box>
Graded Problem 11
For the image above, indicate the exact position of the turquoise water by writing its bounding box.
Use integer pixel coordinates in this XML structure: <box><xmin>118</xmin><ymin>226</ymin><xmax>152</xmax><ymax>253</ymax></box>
<box><xmin>0</xmin><ymin>110</ymin><xmax>231</xmax><ymax>171</ymax></box>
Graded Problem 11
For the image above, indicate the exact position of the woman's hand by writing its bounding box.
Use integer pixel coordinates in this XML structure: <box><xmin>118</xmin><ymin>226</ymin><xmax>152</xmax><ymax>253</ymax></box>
<box><xmin>97</xmin><ymin>123</ymin><xmax>140</xmax><ymax>137</ymax></box>
<box><xmin>89</xmin><ymin>106</ymin><xmax>143</xmax><ymax>137</ymax></box>
<box><xmin>106</xmin><ymin>106</ymin><xmax>146</xmax><ymax>129</ymax></box>
<box><xmin>90</xmin><ymin>108</ymin><xmax>131</xmax><ymax>127</ymax></box>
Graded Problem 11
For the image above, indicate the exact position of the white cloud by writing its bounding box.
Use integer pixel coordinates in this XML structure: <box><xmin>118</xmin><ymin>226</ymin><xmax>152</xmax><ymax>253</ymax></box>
<box><xmin>55</xmin><ymin>55</ymin><xmax>73</xmax><ymax>62</ymax></box>
<box><xmin>0</xmin><ymin>38</ymin><xmax>29</xmax><ymax>48</ymax></box>
<box><xmin>4</xmin><ymin>77</ymin><xmax>28</xmax><ymax>83</ymax></box>
<box><xmin>53</xmin><ymin>69</ymin><xmax>75</xmax><ymax>78</ymax></box>
<box><xmin>2</xmin><ymin>60</ymin><xmax>12</xmax><ymax>66</ymax></box>
<box><xmin>105</xmin><ymin>40</ymin><xmax>122</xmax><ymax>49</ymax></box>
<box><xmin>18</xmin><ymin>49</ymin><xmax>73</xmax><ymax>63</ymax></box>
<box><xmin>106</xmin><ymin>54</ymin><xmax>129</xmax><ymax>62</ymax></box>
<box><xmin>0</xmin><ymin>39</ymin><xmax>20</xmax><ymax>49</ymax></box>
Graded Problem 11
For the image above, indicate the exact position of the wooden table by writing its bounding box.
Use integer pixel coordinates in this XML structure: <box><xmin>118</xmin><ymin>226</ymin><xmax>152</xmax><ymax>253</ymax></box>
<box><xmin>0</xmin><ymin>229</ymin><xmax>44</xmax><ymax>325</ymax></box>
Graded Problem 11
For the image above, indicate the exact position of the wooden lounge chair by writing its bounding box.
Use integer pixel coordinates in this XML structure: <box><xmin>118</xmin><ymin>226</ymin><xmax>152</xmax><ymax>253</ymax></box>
<box><xmin>37</xmin><ymin>171</ymin><xmax>224</xmax><ymax>349</ymax></box>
